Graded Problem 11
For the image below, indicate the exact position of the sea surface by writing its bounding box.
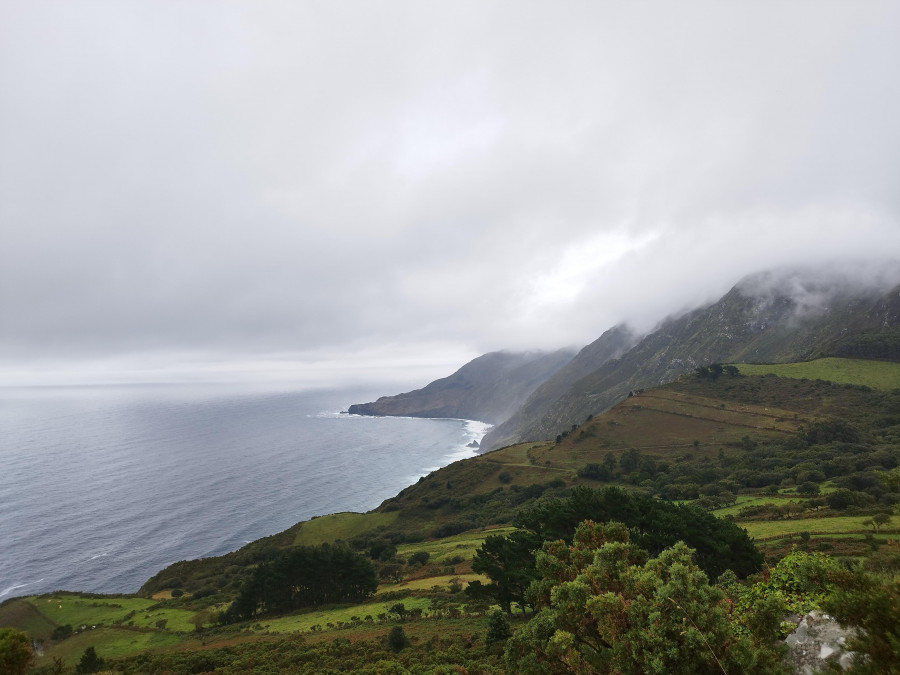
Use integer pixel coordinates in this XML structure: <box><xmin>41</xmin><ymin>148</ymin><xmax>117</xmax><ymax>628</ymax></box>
<box><xmin>0</xmin><ymin>383</ymin><xmax>489</xmax><ymax>599</ymax></box>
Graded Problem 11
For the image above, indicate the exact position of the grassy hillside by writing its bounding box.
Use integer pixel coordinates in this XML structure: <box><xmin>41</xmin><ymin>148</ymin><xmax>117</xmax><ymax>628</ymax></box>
<box><xmin>291</xmin><ymin>512</ymin><xmax>399</xmax><ymax>547</ymax></box>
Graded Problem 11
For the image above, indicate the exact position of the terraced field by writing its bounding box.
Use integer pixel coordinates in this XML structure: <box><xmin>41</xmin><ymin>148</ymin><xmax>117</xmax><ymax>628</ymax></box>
<box><xmin>532</xmin><ymin>387</ymin><xmax>810</xmax><ymax>474</ymax></box>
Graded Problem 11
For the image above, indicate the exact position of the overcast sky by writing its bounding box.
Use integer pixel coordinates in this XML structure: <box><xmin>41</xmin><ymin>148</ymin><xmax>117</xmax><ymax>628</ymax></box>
<box><xmin>2</xmin><ymin>1</ymin><xmax>900</xmax><ymax>387</ymax></box>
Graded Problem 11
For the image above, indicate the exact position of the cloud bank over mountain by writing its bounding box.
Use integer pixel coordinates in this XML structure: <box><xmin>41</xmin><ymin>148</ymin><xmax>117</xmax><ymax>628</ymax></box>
<box><xmin>2</xmin><ymin>1</ymin><xmax>899</xmax><ymax>384</ymax></box>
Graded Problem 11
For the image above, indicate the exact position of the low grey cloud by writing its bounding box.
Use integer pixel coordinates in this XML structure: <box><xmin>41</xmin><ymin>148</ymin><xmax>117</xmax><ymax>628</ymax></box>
<box><xmin>2</xmin><ymin>1</ymin><xmax>899</xmax><ymax>385</ymax></box>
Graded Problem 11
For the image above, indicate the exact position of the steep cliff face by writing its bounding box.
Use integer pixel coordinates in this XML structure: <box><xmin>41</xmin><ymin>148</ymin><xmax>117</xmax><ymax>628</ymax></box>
<box><xmin>347</xmin><ymin>348</ymin><xmax>576</xmax><ymax>425</ymax></box>
<box><xmin>479</xmin><ymin>324</ymin><xmax>637</xmax><ymax>450</ymax></box>
<box><xmin>482</xmin><ymin>274</ymin><xmax>900</xmax><ymax>449</ymax></box>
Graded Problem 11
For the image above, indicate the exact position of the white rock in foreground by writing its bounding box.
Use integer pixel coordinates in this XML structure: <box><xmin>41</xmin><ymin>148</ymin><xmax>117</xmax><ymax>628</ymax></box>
<box><xmin>784</xmin><ymin>611</ymin><xmax>858</xmax><ymax>674</ymax></box>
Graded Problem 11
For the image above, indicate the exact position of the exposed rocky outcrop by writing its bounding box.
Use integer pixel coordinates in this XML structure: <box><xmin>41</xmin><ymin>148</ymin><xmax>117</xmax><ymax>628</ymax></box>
<box><xmin>784</xmin><ymin>611</ymin><xmax>858</xmax><ymax>673</ymax></box>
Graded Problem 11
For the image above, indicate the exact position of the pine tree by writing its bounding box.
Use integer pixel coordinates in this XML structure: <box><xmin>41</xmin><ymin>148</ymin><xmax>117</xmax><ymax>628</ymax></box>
<box><xmin>485</xmin><ymin>609</ymin><xmax>512</xmax><ymax>649</ymax></box>
<box><xmin>387</xmin><ymin>625</ymin><xmax>410</xmax><ymax>653</ymax></box>
<box><xmin>75</xmin><ymin>646</ymin><xmax>104</xmax><ymax>674</ymax></box>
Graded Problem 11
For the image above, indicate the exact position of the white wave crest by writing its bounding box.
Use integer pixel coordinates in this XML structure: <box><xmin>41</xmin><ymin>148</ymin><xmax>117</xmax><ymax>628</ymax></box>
<box><xmin>0</xmin><ymin>578</ymin><xmax>44</xmax><ymax>599</ymax></box>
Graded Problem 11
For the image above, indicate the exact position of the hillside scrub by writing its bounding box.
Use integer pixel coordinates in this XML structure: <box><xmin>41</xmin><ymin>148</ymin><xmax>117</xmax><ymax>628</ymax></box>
<box><xmin>505</xmin><ymin>521</ymin><xmax>785</xmax><ymax>674</ymax></box>
<box><xmin>129</xmin><ymin>374</ymin><xmax>900</xmax><ymax>606</ymax></box>
<box><xmin>823</xmin><ymin>571</ymin><xmax>900</xmax><ymax>673</ymax></box>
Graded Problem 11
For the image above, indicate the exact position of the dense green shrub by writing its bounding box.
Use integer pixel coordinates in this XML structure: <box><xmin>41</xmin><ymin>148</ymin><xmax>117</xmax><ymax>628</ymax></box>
<box><xmin>576</xmin><ymin>463</ymin><xmax>611</xmax><ymax>481</ymax></box>
<box><xmin>407</xmin><ymin>551</ymin><xmax>430</xmax><ymax>566</ymax></box>
<box><xmin>0</xmin><ymin>628</ymin><xmax>33</xmax><ymax>675</ymax></box>
<box><xmin>485</xmin><ymin>609</ymin><xmax>511</xmax><ymax>649</ymax></box>
<box><xmin>75</xmin><ymin>646</ymin><xmax>104</xmax><ymax>674</ymax></box>
<box><xmin>505</xmin><ymin>521</ymin><xmax>784</xmax><ymax>674</ymax></box>
<box><xmin>823</xmin><ymin>572</ymin><xmax>900</xmax><ymax>672</ymax></box>
<box><xmin>386</xmin><ymin>626</ymin><xmax>410</xmax><ymax>653</ymax></box>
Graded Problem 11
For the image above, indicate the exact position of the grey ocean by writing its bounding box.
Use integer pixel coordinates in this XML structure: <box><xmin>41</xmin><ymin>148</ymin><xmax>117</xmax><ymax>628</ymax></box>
<box><xmin>0</xmin><ymin>384</ymin><xmax>488</xmax><ymax>599</ymax></box>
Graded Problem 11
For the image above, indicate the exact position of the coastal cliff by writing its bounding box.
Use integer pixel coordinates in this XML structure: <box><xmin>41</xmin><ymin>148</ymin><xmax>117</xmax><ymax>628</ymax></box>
<box><xmin>347</xmin><ymin>348</ymin><xmax>575</xmax><ymax>425</ymax></box>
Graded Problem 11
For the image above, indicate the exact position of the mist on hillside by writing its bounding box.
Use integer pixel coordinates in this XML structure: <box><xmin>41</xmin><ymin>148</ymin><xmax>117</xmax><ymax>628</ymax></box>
<box><xmin>2</xmin><ymin>2</ymin><xmax>899</xmax><ymax>384</ymax></box>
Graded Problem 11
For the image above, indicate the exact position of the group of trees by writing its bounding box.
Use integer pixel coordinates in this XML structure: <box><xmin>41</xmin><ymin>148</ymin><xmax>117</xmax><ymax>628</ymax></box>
<box><xmin>469</xmin><ymin>529</ymin><xmax>543</xmax><ymax>614</ymax></box>
<box><xmin>517</xmin><ymin>486</ymin><xmax>762</xmax><ymax>577</ymax></box>
<box><xmin>695</xmin><ymin>363</ymin><xmax>741</xmax><ymax>379</ymax></box>
<box><xmin>469</xmin><ymin>486</ymin><xmax>763</xmax><ymax>616</ymax></box>
<box><xmin>220</xmin><ymin>543</ymin><xmax>377</xmax><ymax>622</ymax></box>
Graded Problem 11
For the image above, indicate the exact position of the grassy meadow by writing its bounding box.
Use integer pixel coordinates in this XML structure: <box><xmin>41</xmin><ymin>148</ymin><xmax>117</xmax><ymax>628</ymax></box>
<box><xmin>292</xmin><ymin>511</ymin><xmax>399</xmax><ymax>547</ymax></box>
<box><xmin>735</xmin><ymin>357</ymin><xmax>900</xmax><ymax>390</ymax></box>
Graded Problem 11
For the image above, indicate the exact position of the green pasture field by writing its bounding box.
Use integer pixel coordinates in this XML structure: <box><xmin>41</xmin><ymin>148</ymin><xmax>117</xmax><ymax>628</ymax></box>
<box><xmin>25</xmin><ymin>594</ymin><xmax>200</xmax><ymax>633</ymax></box>
<box><xmin>25</xmin><ymin>595</ymin><xmax>155</xmax><ymax>628</ymax></box>
<box><xmin>377</xmin><ymin>574</ymin><xmax>489</xmax><ymax>595</ymax></box>
<box><xmin>291</xmin><ymin>511</ymin><xmax>399</xmax><ymax>546</ymax></box>
<box><xmin>711</xmin><ymin>495</ymin><xmax>801</xmax><ymax>518</ymax></box>
<box><xmin>740</xmin><ymin>516</ymin><xmax>890</xmax><ymax>540</ymax></box>
<box><xmin>819</xmin><ymin>532</ymin><xmax>897</xmax><ymax>541</ymax></box>
<box><xmin>260</xmin><ymin>596</ymin><xmax>435</xmax><ymax>633</ymax></box>
<box><xmin>708</xmin><ymin>489</ymin><xmax>844</xmax><ymax>518</ymax></box>
<box><xmin>735</xmin><ymin>358</ymin><xmax>900</xmax><ymax>390</ymax></box>
<box><xmin>396</xmin><ymin>527</ymin><xmax>516</xmax><ymax>564</ymax></box>
<box><xmin>35</xmin><ymin>625</ymin><xmax>183</xmax><ymax>665</ymax></box>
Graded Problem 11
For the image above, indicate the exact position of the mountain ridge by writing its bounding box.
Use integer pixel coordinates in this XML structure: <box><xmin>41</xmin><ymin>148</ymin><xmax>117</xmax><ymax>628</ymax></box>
<box><xmin>482</xmin><ymin>272</ymin><xmax>900</xmax><ymax>448</ymax></box>
<box><xmin>349</xmin><ymin>268</ymin><xmax>900</xmax><ymax>451</ymax></box>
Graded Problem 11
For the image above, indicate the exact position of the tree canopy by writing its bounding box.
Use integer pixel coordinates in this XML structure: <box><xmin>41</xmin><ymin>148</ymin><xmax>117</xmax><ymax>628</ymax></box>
<box><xmin>505</xmin><ymin>520</ymin><xmax>785</xmax><ymax>674</ymax></box>
<box><xmin>0</xmin><ymin>629</ymin><xmax>33</xmax><ymax>675</ymax></box>
<box><xmin>515</xmin><ymin>486</ymin><xmax>763</xmax><ymax>578</ymax></box>
<box><xmin>471</xmin><ymin>486</ymin><xmax>762</xmax><ymax>615</ymax></box>
<box><xmin>222</xmin><ymin>543</ymin><xmax>377</xmax><ymax>622</ymax></box>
